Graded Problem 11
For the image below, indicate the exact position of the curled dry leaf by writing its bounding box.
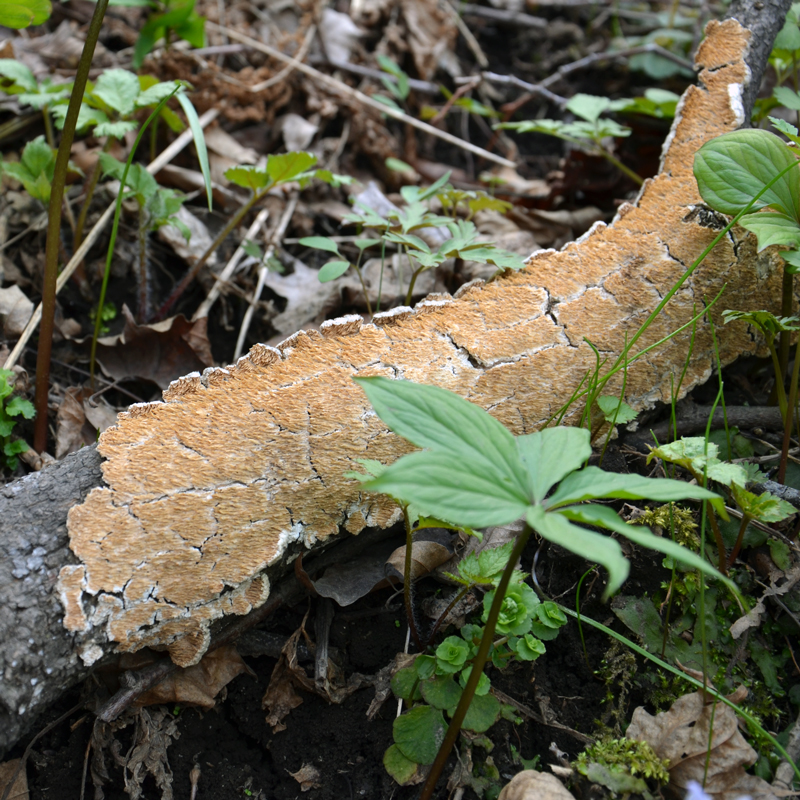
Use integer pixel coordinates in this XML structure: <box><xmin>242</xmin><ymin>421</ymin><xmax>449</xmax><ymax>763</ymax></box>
<box><xmin>157</xmin><ymin>206</ymin><xmax>217</xmax><ymax>268</ymax></box>
<box><xmin>55</xmin><ymin>387</ymin><xmax>118</xmax><ymax>460</ymax></box>
<box><xmin>133</xmin><ymin>645</ymin><xmax>255</xmax><ymax>709</ymax></box>
<box><xmin>288</xmin><ymin>763</ymin><xmax>323</xmax><ymax>793</ymax></box>
<box><xmin>497</xmin><ymin>770</ymin><xmax>576</xmax><ymax>800</ymax></box>
<box><xmin>385</xmin><ymin>529</ymin><xmax>456</xmax><ymax>582</ymax></box>
<box><xmin>92</xmin><ymin>305</ymin><xmax>214</xmax><ymax>390</ymax></box>
<box><xmin>626</xmin><ymin>686</ymin><xmax>779</xmax><ymax>800</ymax></box>
<box><xmin>0</xmin><ymin>285</ymin><xmax>33</xmax><ymax>338</ymax></box>
<box><xmin>318</xmin><ymin>7</ymin><xmax>363</xmax><ymax>63</ymax></box>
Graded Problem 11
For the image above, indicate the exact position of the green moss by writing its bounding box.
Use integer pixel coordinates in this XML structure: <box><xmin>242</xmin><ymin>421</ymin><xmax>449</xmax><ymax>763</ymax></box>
<box><xmin>574</xmin><ymin>737</ymin><xmax>670</xmax><ymax>786</ymax></box>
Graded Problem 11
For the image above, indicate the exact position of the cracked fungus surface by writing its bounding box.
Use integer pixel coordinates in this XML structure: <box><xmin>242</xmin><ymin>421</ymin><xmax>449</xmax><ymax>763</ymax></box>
<box><xmin>59</xmin><ymin>19</ymin><xmax>784</xmax><ymax>667</ymax></box>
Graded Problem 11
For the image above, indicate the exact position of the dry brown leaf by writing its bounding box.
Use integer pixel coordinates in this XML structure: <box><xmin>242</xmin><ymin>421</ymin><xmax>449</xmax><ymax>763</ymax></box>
<box><xmin>0</xmin><ymin>759</ymin><xmax>28</xmax><ymax>800</ymax></box>
<box><xmin>156</xmin><ymin>206</ymin><xmax>217</xmax><ymax>268</ymax></box>
<box><xmin>288</xmin><ymin>763</ymin><xmax>322</xmax><ymax>792</ymax></box>
<box><xmin>400</xmin><ymin>0</ymin><xmax>457</xmax><ymax>80</ymax></box>
<box><xmin>0</xmin><ymin>285</ymin><xmax>33</xmax><ymax>338</ymax></box>
<box><xmin>92</xmin><ymin>305</ymin><xmax>214</xmax><ymax>390</ymax></box>
<box><xmin>55</xmin><ymin>388</ymin><xmax>118</xmax><ymax>459</ymax></box>
<box><xmin>133</xmin><ymin>645</ymin><xmax>254</xmax><ymax>709</ymax></box>
<box><xmin>627</xmin><ymin>686</ymin><xmax>778</xmax><ymax>800</ymax></box>
<box><xmin>262</xmin><ymin>625</ymin><xmax>316</xmax><ymax>732</ymax></box>
<box><xmin>386</xmin><ymin>539</ymin><xmax>454</xmax><ymax>582</ymax></box>
<box><xmin>497</xmin><ymin>770</ymin><xmax>575</xmax><ymax>800</ymax></box>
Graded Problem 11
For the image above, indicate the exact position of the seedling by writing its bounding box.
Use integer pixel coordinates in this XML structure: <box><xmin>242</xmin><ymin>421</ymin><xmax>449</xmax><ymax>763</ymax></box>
<box><xmin>1</xmin><ymin>135</ymin><xmax>58</xmax><ymax>204</ymax></box>
<box><xmin>0</xmin><ymin>59</ymin><xmax>69</xmax><ymax>146</ymax></box>
<box><xmin>132</xmin><ymin>0</ymin><xmax>207</xmax><ymax>70</ymax></box>
<box><xmin>156</xmin><ymin>151</ymin><xmax>350</xmax><ymax>319</ymax></box>
<box><xmin>99</xmin><ymin>152</ymin><xmax>190</xmax><ymax>320</ymax></box>
<box><xmin>349</xmin><ymin>377</ymin><xmax>735</xmax><ymax>796</ymax></box>
<box><xmin>496</xmin><ymin>93</ymin><xmax>644</xmax><ymax>186</ymax></box>
<box><xmin>373</xmin><ymin>55</ymin><xmax>410</xmax><ymax>111</ymax></box>
<box><xmin>0</xmin><ymin>368</ymin><xmax>34</xmax><ymax>471</ymax></box>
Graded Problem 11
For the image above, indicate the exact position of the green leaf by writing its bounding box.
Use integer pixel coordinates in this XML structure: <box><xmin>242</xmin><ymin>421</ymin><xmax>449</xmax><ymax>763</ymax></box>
<box><xmin>0</xmin><ymin>59</ymin><xmax>37</xmax><ymax>92</ymax></box>
<box><xmin>694</xmin><ymin>129</ymin><xmax>800</xmax><ymax>218</ymax></box>
<box><xmin>514</xmin><ymin>633</ymin><xmax>546</xmax><ymax>661</ymax></box>
<box><xmin>461</xmin><ymin>691</ymin><xmax>501</xmax><ymax>732</ymax></box>
<box><xmin>94</xmin><ymin>119</ymin><xmax>138</xmax><ymax>138</ymax></box>
<box><xmin>421</xmin><ymin>674</ymin><xmax>462</xmax><ymax>711</ymax></box>
<box><xmin>390</xmin><ymin>667</ymin><xmax>422</xmax><ymax>702</ymax></box>
<box><xmin>393</xmin><ymin>706</ymin><xmax>446</xmax><ymax>764</ymax></box>
<box><xmin>353</xmin><ymin>377</ymin><xmax>528</xmax><ymax>494</ymax></box>
<box><xmin>731</xmin><ymin>484</ymin><xmax>796</xmax><ymax>523</ymax></box>
<box><xmin>738</xmin><ymin>210</ymin><xmax>800</xmax><ymax>250</ymax></box>
<box><xmin>515</xmin><ymin>426</ymin><xmax>592</xmax><ymax>504</ymax></box>
<box><xmin>383</xmin><ymin>745</ymin><xmax>419</xmax><ymax>785</ymax></box>
<box><xmin>0</xmin><ymin>0</ymin><xmax>50</xmax><ymax>27</ymax></box>
<box><xmin>5</xmin><ymin>396</ymin><xmax>35</xmax><ymax>419</ymax></box>
<box><xmin>596</xmin><ymin>396</ymin><xmax>638</xmax><ymax>424</ymax></box>
<box><xmin>566</xmin><ymin>93</ymin><xmax>612</xmax><ymax>123</ymax></box>
<box><xmin>386</xmin><ymin>157</ymin><xmax>413</xmax><ymax>172</ymax></box>
<box><xmin>224</xmin><ymin>165</ymin><xmax>269</xmax><ymax>191</ymax></box>
<box><xmin>528</xmin><ymin>504</ymin><xmax>629</xmax><ymax>598</ymax></box>
<box><xmin>176</xmin><ymin>91</ymin><xmax>212</xmax><ymax>209</ymax></box>
<box><xmin>770</xmin><ymin>116</ymin><xmax>800</xmax><ymax>146</ymax></box>
<box><xmin>266</xmin><ymin>151</ymin><xmax>317</xmax><ymax>185</ymax></box>
<box><xmin>546</xmin><ymin>466</ymin><xmax>727</xmax><ymax>518</ymax></box>
<box><xmin>299</xmin><ymin>236</ymin><xmax>340</xmax><ymax>255</ymax></box>
<box><xmin>456</xmin><ymin>542</ymin><xmax>514</xmax><ymax>585</ymax></box>
<box><xmin>363</xmin><ymin>450</ymin><xmax>528</xmax><ymax>528</ymax></box>
<box><xmin>318</xmin><ymin>260</ymin><xmax>351</xmax><ymax>282</ymax></box>
<box><xmin>92</xmin><ymin>68</ymin><xmax>140</xmax><ymax>116</ymax></box>
<box><xmin>561</xmin><ymin>503</ymin><xmax>736</xmax><ymax>594</ymax></box>
<box><xmin>136</xmin><ymin>79</ymin><xmax>182</xmax><ymax>107</ymax></box>
<box><xmin>775</xmin><ymin>86</ymin><xmax>800</xmax><ymax>111</ymax></box>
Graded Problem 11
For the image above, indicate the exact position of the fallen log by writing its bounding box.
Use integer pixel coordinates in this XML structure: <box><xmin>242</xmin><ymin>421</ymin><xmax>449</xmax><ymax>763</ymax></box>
<box><xmin>0</xmin><ymin>0</ymin><xmax>791</xmax><ymax>757</ymax></box>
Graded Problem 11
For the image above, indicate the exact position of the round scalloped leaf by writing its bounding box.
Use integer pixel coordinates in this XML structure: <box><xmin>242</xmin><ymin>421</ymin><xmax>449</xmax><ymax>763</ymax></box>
<box><xmin>421</xmin><ymin>674</ymin><xmax>462</xmax><ymax>712</ymax></box>
<box><xmin>461</xmin><ymin>691</ymin><xmax>501</xmax><ymax>733</ymax></box>
<box><xmin>383</xmin><ymin>744</ymin><xmax>419</xmax><ymax>785</ymax></box>
<box><xmin>393</xmin><ymin>706</ymin><xmax>446</xmax><ymax>764</ymax></box>
<box><xmin>391</xmin><ymin>667</ymin><xmax>422</xmax><ymax>702</ymax></box>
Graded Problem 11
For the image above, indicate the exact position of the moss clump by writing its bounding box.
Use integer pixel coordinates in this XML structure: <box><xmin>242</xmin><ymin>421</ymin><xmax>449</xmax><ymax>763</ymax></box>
<box><xmin>574</xmin><ymin>737</ymin><xmax>670</xmax><ymax>785</ymax></box>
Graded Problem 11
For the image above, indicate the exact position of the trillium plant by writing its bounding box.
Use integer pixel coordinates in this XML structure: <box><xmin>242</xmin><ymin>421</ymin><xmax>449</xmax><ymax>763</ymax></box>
<box><xmin>350</xmin><ymin>377</ymin><xmax>736</xmax><ymax>796</ymax></box>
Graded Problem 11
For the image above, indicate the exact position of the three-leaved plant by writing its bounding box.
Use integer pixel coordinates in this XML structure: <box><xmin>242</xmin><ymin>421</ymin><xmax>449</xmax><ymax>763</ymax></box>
<box><xmin>0</xmin><ymin>368</ymin><xmax>34</xmax><ymax>471</ymax></box>
<box><xmin>349</xmin><ymin>377</ymin><xmax>736</xmax><ymax>797</ymax></box>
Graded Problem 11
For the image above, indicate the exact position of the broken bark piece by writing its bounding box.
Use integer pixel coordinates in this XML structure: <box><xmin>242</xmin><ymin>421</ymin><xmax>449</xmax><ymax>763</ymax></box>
<box><xmin>58</xmin><ymin>19</ymin><xmax>787</xmax><ymax>668</ymax></box>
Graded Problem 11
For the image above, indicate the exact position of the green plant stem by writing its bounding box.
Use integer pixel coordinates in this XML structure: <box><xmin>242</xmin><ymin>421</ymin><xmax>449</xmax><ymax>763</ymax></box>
<box><xmin>599</xmin><ymin>147</ymin><xmax>644</xmax><ymax>187</ymax></box>
<box><xmin>778</xmin><ymin>269</ymin><xmax>795</xmax><ymax>383</ymax></box>
<box><xmin>777</xmin><ymin>333</ymin><xmax>800</xmax><ymax>484</ymax></box>
<box><xmin>353</xmin><ymin>266</ymin><xmax>373</xmax><ymax>317</ymax></box>
<box><xmin>156</xmin><ymin>189</ymin><xmax>263</xmax><ymax>320</ymax></box>
<box><xmin>403</xmin><ymin>508</ymin><xmax>423</xmax><ymax>651</ymax></box>
<box><xmin>42</xmin><ymin>107</ymin><xmax>54</xmax><ymax>149</ymax></box>
<box><xmin>90</xmin><ymin>90</ymin><xmax>178</xmax><ymax>383</ymax></box>
<box><xmin>34</xmin><ymin>0</ymin><xmax>109</xmax><ymax>453</ymax></box>
<box><xmin>728</xmin><ymin>513</ymin><xmax>753</xmax><ymax>568</ymax></box>
<box><xmin>74</xmin><ymin>137</ymin><xmax>117</xmax><ymax>256</ymax></box>
<box><xmin>404</xmin><ymin>265</ymin><xmax>425</xmax><ymax>306</ymax></box>
<box><xmin>419</xmin><ymin>523</ymin><xmax>533</xmax><ymax>800</ymax></box>
<box><xmin>766</xmin><ymin>337</ymin><xmax>789</xmax><ymax>421</ymax></box>
<box><xmin>705</xmin><ymin>500</ymin><xmax>727</xmax><ymax>575</ymax></box>
<box><xmin>426</xmin><ymin>584</ymin><xmax>473</xmax><ymax>646</ymax></box>
<box><xmin>137</xmin><ymin>205</ymin><xmax>150</xmax><ymax>321</ymax></box>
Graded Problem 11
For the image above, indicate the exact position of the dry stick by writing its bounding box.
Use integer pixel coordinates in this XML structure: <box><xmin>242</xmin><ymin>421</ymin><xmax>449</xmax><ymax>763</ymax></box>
<box><xmin>3</xmin><ymin>108</ymin><xmax>220</xmax><ymax>373</ymax></box>
<box><xmin>467</xmin><ymin>43</ymin><xmax>695</xmax><ymax>110</ymax></box>
<box><xmin>206</xmin><ymin>21</ymin><xmax>517</xmax><ymax>170</ymax></box>
<box><xmin>232</xmin><ymin>194</ymin><xmax>298</xmax><ymax>360</ymax></box>
<box><xmin>193</xmin><ymin>206</ymin><xmax>270</xmax><ymax>323</ymax></box>
<box><xmin>444</xmin><ymin>0</ymin><xmax>489</xmax><ymax>69</ymax></box>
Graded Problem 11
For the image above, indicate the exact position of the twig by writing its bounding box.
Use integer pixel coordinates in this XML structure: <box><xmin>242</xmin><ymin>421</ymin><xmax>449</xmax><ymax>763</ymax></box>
<box><xmin>0</xmin><ymin>700</ymin><xmax>85</xmax><ymax>800</ymax></box>
<box><xmin>457</xmin><ymin>3</ymin><xmax>546</xmax><ymax>28</ymax></box>
<box><xmin>192</xmin><ymin>206</ymin><xmax>270</xmax><ymax>322</ymax></box>
<box><xmin>459</xmin><ymin>43</ymin><xmax>696</xmax><ymax>112</ymax></box>
<box><xmin>430</xmin><ymin>77</ymin><xmax>481</xmax><ymax>126</ymax></box>
<box><xmin>233</xmin><ymin>195</ymin><xmax>298</xmax><ymax>360</ymax></box>
<box><xmin>444</xmin><ymin>0</ymin><xmax>489</xmax><ymax>69</ymax></box>
<box><xmin>3</xmin><ymin>108</ymin><xmax>220</xmax><ymax>372</ymax></box>
<box><xmin>312</xmin><ymin>57</ymin><xmax>441</xmax><ymax>94</ymax></box>
<box><xmin>206</xmin><ymin>21</ymin><xmax>517</xmax><ymax>169</ymax></box>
